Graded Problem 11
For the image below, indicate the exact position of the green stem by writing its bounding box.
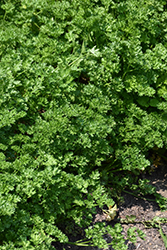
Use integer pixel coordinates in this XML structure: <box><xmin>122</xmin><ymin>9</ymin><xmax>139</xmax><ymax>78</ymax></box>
<box><xmin>159</xmin><ymin>223</ymin><xmax>167</xmax><ymax>248</ymax></box>
<box><xmin>67</xmin><ymin>241</ymin><xmax>94</xmax><ymax>247</ymax></box>
<box><xmin>75</xmin><ymin>238</ymin><xmax>88</xmax><ymax>243</ymax></box>
<box><xmin>3</xmin><ymin>11</ymin><xmax>6</xmax><ymax>20</ymax></box>
<box><xmin>104</xmin><ymin>162</ymin><xmax>123</xmax><ymax>172</ymax></box>
<box><xmin>157</xmin><ymin>153</ymin><xmax>167</xmax><ymax>161</ymax></box>
<box><xmin>123</xmin><ymin>190</ymin><xmax>155</xmax><ymax>202</ymax></box>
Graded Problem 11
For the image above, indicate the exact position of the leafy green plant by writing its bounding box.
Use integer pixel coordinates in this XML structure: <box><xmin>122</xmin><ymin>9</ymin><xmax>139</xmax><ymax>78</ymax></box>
<box><xmin>123</xmin><ymin>178</ymin><xmax>167</xmax><ymax>211</ymax></box>
<box><xmin>63</xmin><ymin>222</ymin><xmax>145</xmax><ymax>250</ymax></box>
<box><xmin>121</xmin><ymin>215</ymin><xmax>167</xmax><ymax>249</ymax></box>
<box><xmin>0</xmin><ymin>0</ymin><xmax>167</xmax><ymax>249</ymax></box>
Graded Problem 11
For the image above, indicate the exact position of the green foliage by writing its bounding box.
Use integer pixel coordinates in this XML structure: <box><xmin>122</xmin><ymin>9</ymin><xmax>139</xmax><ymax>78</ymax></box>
<box><xmin>0</xmin><ymin>0</ymin><xmax>167</xmax><ymax>249</ymax></box>
<box><xmin>159</xmin><ymin>224</ymin><xmax>167</xmax><ymax>249</ymax></box>
<box><xmin>71</xmin><ymin>222</ymin><xmax>144</xmax><ymax>250</ymax></box>
<box><xmin>121</xmin><ymin>215</ymin><xmax>167</xmax><ymax>248</ymax></box>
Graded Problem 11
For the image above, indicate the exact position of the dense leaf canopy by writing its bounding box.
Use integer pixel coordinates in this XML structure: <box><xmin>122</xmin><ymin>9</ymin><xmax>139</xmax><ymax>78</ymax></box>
<box><xmin>0</xmin><ymin>0</ymin><xmax>167</xmax><ymax>249</ymax></box>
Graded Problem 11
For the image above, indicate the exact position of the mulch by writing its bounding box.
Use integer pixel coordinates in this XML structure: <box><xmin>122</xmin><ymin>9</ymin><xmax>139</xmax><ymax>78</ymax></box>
<box><xmin>53</xmin><ymin>163</ymin><xmax>167</xmax><ymax>250</ymax></box>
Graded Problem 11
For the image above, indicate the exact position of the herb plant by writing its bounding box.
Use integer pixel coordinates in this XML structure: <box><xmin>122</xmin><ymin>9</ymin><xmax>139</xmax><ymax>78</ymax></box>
<box><xmin>0</xmin><ymin>0</ymin><xmax>167</xmax><ymax>249</ymax></box>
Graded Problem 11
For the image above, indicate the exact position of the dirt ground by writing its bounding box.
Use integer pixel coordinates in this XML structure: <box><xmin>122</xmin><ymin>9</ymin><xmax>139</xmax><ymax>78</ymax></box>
<box><xmin>53</xmin><ymin>163</ymin><xmax>167</xmax><ymax>250</ymax></box>
<box><xmin>118</xmin><ymin>164</ymin><xmax>167</xmax><ymax>250</ymax></box>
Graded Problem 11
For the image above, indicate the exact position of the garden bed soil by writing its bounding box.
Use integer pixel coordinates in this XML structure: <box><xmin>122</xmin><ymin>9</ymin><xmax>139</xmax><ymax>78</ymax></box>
<box><xmin>53</xmin><ymin>163</ymin><xmax>167</xmax><ymax>250</ymax></box>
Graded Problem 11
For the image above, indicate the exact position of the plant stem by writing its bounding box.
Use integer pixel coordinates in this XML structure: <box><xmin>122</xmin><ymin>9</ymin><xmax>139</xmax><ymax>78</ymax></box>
<box><xmin>67</xmin><ymin>241</ymin><xmax>94</xmax><ymax>247</ymax></box>
<box><xmin>123</xmin><ymin>190</ymin><xmax>155</xmax><ymax>202</ymax></box>
<box><xmin>159</xmin><ymin>224</ymin><xmax>167</xmax><ymax>248</ymax></box>
<box><xmin>157</xmin><ymin>153</ymin><xmax>167</xmax><ymax>161</ymax></box>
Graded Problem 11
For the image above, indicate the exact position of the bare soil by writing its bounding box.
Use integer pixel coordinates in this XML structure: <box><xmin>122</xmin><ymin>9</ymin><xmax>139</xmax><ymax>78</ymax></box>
<box><xmin>53</xmin><ymin>163</ymin><xmax>167</xmax><ymax>250</ymax></box>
